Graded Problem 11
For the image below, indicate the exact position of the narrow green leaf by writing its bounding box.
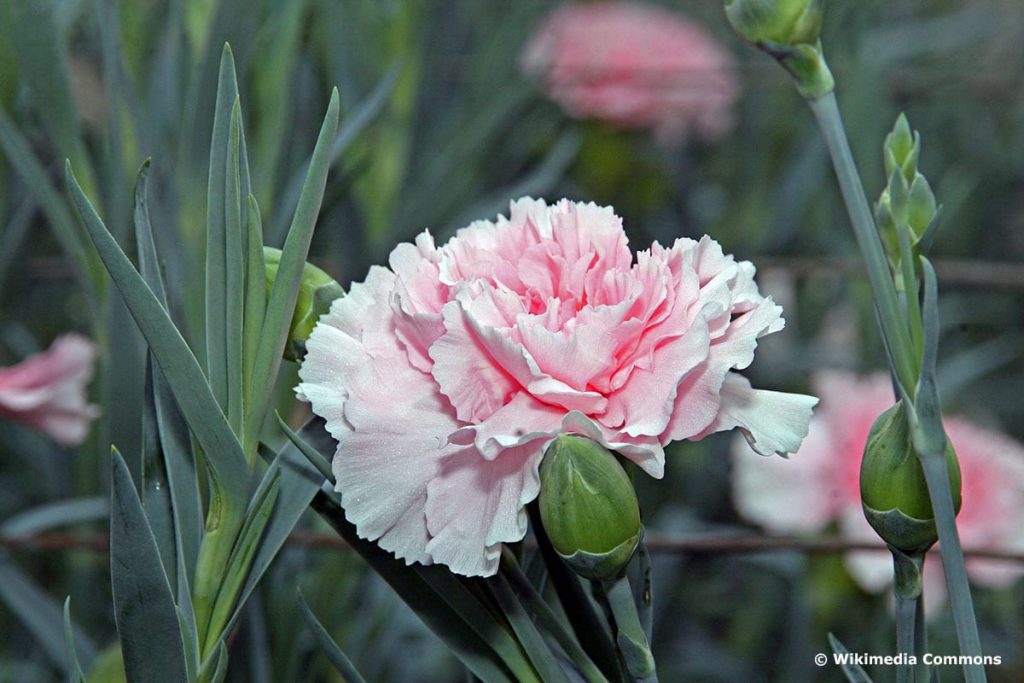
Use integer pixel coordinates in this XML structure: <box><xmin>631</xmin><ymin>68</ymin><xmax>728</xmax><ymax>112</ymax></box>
<box><xmin>488</xmin><ymin>573</ymin><xmax>568</xmax><ymax>683</ymax></box>
<box><xmin>7</xmin><ymin>0</ymin><xmax>81</xmax><ymax>163</ymax></box>
<box><xmin>242</xmin><ymin>195</ymin><xmax>266</xmax><ymax>421</ymax></box>
<box><xmin>66</xmin><ymin>161</ymin><xmax>250</xmax><ymax>509</ymax></box>
<box><xmin>197</xmin><ymin>641</ymin><xmax>228</xmax><ymax>683</ymax></box>
<box><xmin>205</xmin><ymin>44</ymin><xmax>239</xmax><ymax>414</ymax></box>
<box><xmin>63</xmin><ymin>599</ymin><xmax>87</xmax><ymax>683</ymax></box>
<box><xmin>828</xmin><ymin>634</ymin><xmax>875</xmax><ymax>683</ymax></box>
<box><xmin>134</xmin><ymin>159</ymin><xmax>204</xmax><ymax>583</ymax></box>
<box><xmin>228</xmin><ymin>418</ymin><xmax>333</xmax><ymax>628</ymax></box>
<box><xmin>177</xmin><ymin>607</ymin><xmax>200</xmax><ymax>683</ymax></box>
<box><xmin>142</xmin><ymin>359</ymin><xmax>178</xmax><ymax>586</ymax></box>
<box><xmin>225</xmin><ymin>98</ymin><xmax>246</xmax><ymax>437</ymax></box>
<box><xmin>276</xmin><ymin>412</ymin><xmax>333</xmax><ymax>483</ymax></box>
<box><xmin>0</xmin><ymin>106</ymin><xmax>98</xmax><ymax>294</ymax></box>
<box><xmin>0</xmin><ymin>497</ymin><xmax>106</xmax><ymax>537</ymax></box>
<box><xmin>109</xmin><ymin>448</ymin><xmax>189</xmax><ymax>683</ymax></box>
<box><xmin>297</xmin><ymin>590</ymin><xmax>369</xmax><ymax>683</ymax></box>
<box><xmin>244</xmin><ymin>89</ymin><xmax>339</xmax><ymax>455</ymax></box>
<box><xmin>309</xmin><ymin>493</ymin><xmax>527</xmax><ymax>683</ymax></box>
<box><xmin>526</xmin><ymin>504</ymin><xmax>620</xmax><ymax>680</ymax></box>
<box><xmin>132</xmin><ymin>160</ymin><xmax>167</xmax><ymax>305</ymax></box>
<box><xmin>500</xmin><ymin>551</ymin><xmax>609</xmax><ymax>683</ymax></box>
<box><xmin>0</xmin><ymin>561</ymin><xmax>97</xmax><ymax>674</ymax></box>
<box><xmin>176</xmin><ymin>534</ymin><xmax>200</xmax><ymax>682</ymax></box>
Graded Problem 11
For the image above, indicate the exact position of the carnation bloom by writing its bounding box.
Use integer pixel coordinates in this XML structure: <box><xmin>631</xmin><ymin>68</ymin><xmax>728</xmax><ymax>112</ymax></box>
<box><xmin>521</xmin><ymin>2</ymin><xmax>740</xmax><ymax>142</ymax></box>
<box><xmin>0</xmin><ymin>334</ymin><xmax>100</xmax><ymax>446</ymax></box>
<box><xmin>732</xmin><ymin>371</ymin><xmax>1024</xmax><ymax>597</ymax></box>
<box><xmin>299</xmin><ymin>198</ymin><xmax>815</xmax><ymax>576</ymax></box>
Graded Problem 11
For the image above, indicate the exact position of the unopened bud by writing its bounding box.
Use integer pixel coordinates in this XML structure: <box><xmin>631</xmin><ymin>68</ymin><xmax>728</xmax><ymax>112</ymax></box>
<box><xmin>724</xmin><ymin>0</ymin><xmax>823</xmax><ymax>45</ymax></box>
<box><xmin>723</xmin><ymin>0</ymin><xmax>832</xmax><ymax>99</ymax></box>
<box><xmin>538</xmin><ymin>435</ymin><xmax>643</xmax><ymax>581</ymax></box>
<box><xmin>263</xmin><ymin>247</ymin><xmax>344</xmax><ymax>360</ymax></box>
<box><xmin>883</xmin><ymin>113</ymin><xmax>919</xmax><ymax>183</ymax></box>
<box><xmin>860</xmin><ymin>402</ymin><xmax>961</xmax><ymax>553</ymax></box>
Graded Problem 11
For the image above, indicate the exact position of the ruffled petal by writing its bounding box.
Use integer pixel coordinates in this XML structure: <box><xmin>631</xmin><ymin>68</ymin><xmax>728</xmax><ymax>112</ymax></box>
<box><xmin>299</xmin><ymin>267</ymin><xmax>458</xmax><ymax>566</ymax></box>
<box><xmin>697</xmin><ymin>373</ymin><xmax>817</xmax><ymax>456</ymax></box>
<box><xmin>425</xmin><ymin>442</ymin><xmax>544</xmax><ymax>576</ymax></box>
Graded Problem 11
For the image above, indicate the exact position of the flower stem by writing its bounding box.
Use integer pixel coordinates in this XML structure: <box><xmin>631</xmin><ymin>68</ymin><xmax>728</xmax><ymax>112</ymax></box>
<box><xmin>602</xmin><ymin>576</ymin><xmax>658</xmax><ymax>683</ymax></box>
<box><xmin>920</xmin><ymin>452</ymin><xmax>986</xmax><ymax>683</ymax></box>
<box><xmin>807</xmin><ymin>93</ymin><xmax>918</xmax><ymax>394</ymax></box>
<box><xmin>807</xmin><ymin>91</ymin><xmax>987</xmax><ymax>682</ymax></box>
<box><xmin>892</xmin><ymin>550</ymin><xmax>924</xmax><ymax>683</ymax></box>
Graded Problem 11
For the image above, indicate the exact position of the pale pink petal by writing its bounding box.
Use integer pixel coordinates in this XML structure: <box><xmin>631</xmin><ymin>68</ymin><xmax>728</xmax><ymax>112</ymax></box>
<box><xmin>730</xmin><ymin>417</ymin><xmax>840</xmax><ymax>533</ymax></box>
<box><xmin>521</xmin><ymin>3</ymin><xmax>739</xmax><ymax>142</ymax></box>
<box><xmin>424</xmin><ymin>442</ymin><xmax>544</xmax><ymax>577</ymax></box>
<box><xmin>697</xmin><ymin>373</ymin><xmax>817</xmax><ymax>456</ymax></box>
<box><xmin>601</xmin><ymin>317</ymin><xmax>710</xmax><ymax>437</ymax></box>
<box><xmin>299</xmin><ymin>267</ymin><xmax>454</xmax><ymax>565</ymax></box>
<box><xmin>0</xmin><ymin>334</ymin><xmax>100</xmax><ymax>446</ymax></box>
<box><xmin>947</xmin><ymin>417</ymin><xmax>1024</xmax><ymax>587</ymax></box>
<box><xmin>429</xmin><ymin>301</ymin><xmax>520</xmax><ymax>423</ymax></box>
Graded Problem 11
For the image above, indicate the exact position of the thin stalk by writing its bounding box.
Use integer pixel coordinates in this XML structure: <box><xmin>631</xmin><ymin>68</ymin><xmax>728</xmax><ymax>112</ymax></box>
<box><xmin>914</xmin><ymin>562</ymin><xmax>929</xmax><ymax>683</ymax></box>
<box><xmin>892</xmin><ymin>550</ymin><xmax>923</xmax><ymax>683</ymax></box>
<box><xmin>602</xmin><ymin>576</ymin><xmax>658</xmax><ymax>683</ymax></box>
<box><xmin>808</xmin><ymin>91</ymin><xmax>986</xmax><ymax>680</ymax></box>
<box><xmin>920</xmin><ymin>453</ymin><xmax>986</xmax><ymax>683</ymax></box>
<box><xmin>808</xmin><ymin>93</ymin><xmax>918</xmax><ymax>393</ymax></box>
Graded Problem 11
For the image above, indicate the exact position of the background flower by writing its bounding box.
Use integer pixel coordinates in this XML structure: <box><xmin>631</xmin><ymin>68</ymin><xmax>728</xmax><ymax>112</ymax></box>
<box><xmin>299</xmin><ymin>197</ymin><xmax>814</xmax><ymax>576</ymax></box>
<box><xmin>521</xmin><ymin>1</ymin><xmax>740</xmax><ymax>142</ymax></box>
<box><xmin>732</xmin><ymin>371</ymin><xmax>1024</xmax><ymax>599</ymax></box>
<box><xmin>0</xmin><ymin>334</ymin><xmax>100</xmax><ymax>446</ymax></box>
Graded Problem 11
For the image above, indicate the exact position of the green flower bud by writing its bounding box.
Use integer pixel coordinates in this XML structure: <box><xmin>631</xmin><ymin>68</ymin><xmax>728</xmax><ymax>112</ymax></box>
<box><xmin>263</xmin><ymin>247</ymin><xmax>345</xmax><ymax>361</ymax></box>
<box><xmin>538</xmin><ymin>435</ymin><xmax>643</xmax><ymax>581</ymax></box>
<box><xmin>883</xmin><ymin>113</ymin><xmax>919</xmax><ymax>183</ymax></box>
<box><xmin>724</xmin><ymin>0</ymin><xmax>823</xmax><ymax>45</ymax></box>
<box><xmin>723</xmin><ymin>0</ymin><xmax>833</xmax><ymax>99</ymax></box>
<box><xmin>860</xmin><ymin>401</ymin><xmax>961</xmax><ymax>553</ymax></box>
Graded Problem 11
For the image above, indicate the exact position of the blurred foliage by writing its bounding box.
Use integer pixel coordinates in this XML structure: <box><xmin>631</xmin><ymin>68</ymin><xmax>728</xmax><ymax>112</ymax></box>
<box><xmin>1</xmin><ymin>0</ymin><xmax>1023</xmax><ymax>681</ymax></box>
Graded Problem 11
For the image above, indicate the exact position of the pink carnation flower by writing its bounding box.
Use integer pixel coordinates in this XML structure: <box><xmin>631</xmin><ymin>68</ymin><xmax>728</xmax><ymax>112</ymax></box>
<box><xmin>521</xmin><ymin>2</ymin><xmax>740</xmax><ymax>142</ymax></box>
<box><xmin>0</xmin><ymin>334</ymin><xmax>100</xmax><ymax>446</ymax></box>
<box><xmin>299</xmin><ymin>198</ymin><xmax>815</xmax><ymax>576</ymax></box>
<box><xmin>733</xmin><ymin>371</ymin><xmax>1024</xmax><ymax>597</ymax></box>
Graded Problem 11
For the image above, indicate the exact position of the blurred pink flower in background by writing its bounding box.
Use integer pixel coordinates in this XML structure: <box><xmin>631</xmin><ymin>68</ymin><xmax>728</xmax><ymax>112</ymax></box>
<box><xmin>298</xmin><ymin>197</ymin><xmax>815</xmax><ymax>576</ymax></box>
<box><xmin>732</xmin><ymin>371</ymin><xmax>1024</xmax><ymax>602</ymax></box>
<box><xmin>0</xmin><ymin>334</ymin><xmax>100</xmax><ymax>446</ymax></box>
<box><xmin>521</xmin><ymin>2</ymin><xmax>740</xmax><ymax>143</ymax></box>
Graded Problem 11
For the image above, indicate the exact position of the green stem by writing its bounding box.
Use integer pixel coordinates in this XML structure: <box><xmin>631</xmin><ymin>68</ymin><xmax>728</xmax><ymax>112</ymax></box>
<box><xmin>808</xmin><ymin>93</ymin><xmax>918</xmax><ymax>393</ymax></box>
<box><xmin>808</xmin><ymin>89</ymin><xmax>986</xmax><ymax>681</ymax></box>
<box><xmin>920</xmin><ymin>453</ymin><xmax>986</xmax><ymax>683</ymax></box>
<box><xmin>914</xmin><ymin>560</ymin><xmax>929</xmax><ymax>683</ymax></box>
<box><xmin>602</xmin><ymin>576</ymin><xmax>658</xmax><ymax>683</ymax></box>
<box><xmin>892</xmin><ymin>550</ymin><xmax>923</xmax><ymax>683</ymax></box>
